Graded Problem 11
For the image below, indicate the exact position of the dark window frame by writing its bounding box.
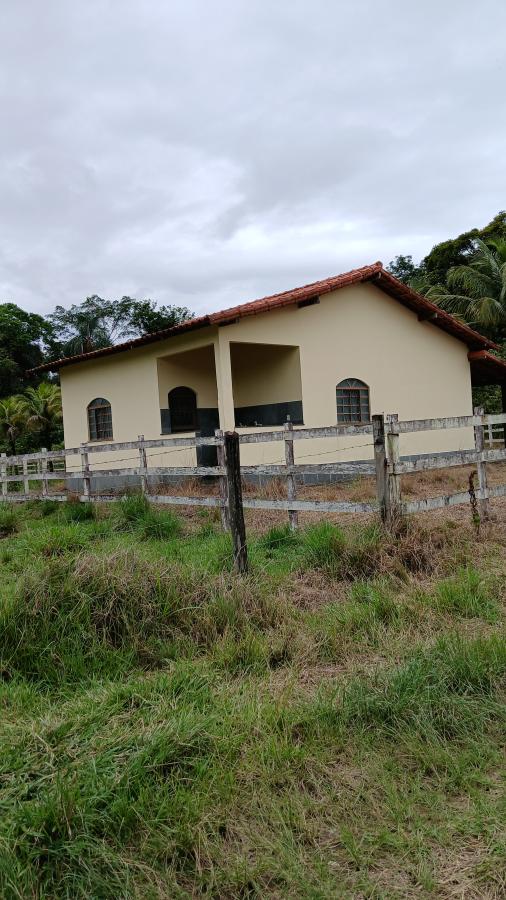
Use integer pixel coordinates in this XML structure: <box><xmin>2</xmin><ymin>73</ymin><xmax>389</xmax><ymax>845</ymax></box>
<box><xmin>168</xmin><ymin>386</ymin><xmax>198</xmax><ymax>434</ymax></box>
<box><xmin>87</xmin><ymin>398</ymin><xmax>113</xmax><ymax>441</ymax></box>
<box><xmin>336</xmin><ymin>378</ymin><xmax>370</xmax><ymax>424</ymax></box>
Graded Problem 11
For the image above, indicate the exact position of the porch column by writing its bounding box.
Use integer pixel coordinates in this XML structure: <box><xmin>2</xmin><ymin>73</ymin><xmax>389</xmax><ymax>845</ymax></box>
<box><xmin>214</xmin><ymin>333</ymin><xmax>236</xmax><ymax>431</ymax></box>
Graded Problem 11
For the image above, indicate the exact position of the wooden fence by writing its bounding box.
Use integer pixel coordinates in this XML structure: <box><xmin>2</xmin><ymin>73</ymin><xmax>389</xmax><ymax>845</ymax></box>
<box><xmin>1</xmin><ymin>408</ymin><xmax>505</xmax><ymax>572</ymax></box>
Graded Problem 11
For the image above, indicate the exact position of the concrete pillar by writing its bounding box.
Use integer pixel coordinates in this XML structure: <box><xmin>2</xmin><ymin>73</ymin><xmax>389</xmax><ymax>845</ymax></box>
<box><xmin>214</xmin><ymin>333</ymin><xmax>236</xmax><ymax>431</ymax></box>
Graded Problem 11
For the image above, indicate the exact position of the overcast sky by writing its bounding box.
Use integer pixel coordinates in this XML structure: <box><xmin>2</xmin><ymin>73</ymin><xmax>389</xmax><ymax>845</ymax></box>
<box><xmin>1</xmin><ymin>1</ymin><xmax>505</xmax><ymax>318</ymax></box>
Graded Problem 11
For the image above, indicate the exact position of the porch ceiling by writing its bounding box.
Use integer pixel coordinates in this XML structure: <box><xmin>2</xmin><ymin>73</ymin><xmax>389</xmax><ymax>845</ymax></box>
<box><xmin>468</xmin><ymin>350</ymin><xmax>506</xmax><ymax>387</ymax></box>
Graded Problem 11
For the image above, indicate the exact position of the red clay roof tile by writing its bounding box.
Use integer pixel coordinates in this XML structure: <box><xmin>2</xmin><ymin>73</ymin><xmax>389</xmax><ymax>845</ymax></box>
<box><xmin>30</xmin><ymin>262</ymin><xmax>497</xmax><ymax>373</ymax></box>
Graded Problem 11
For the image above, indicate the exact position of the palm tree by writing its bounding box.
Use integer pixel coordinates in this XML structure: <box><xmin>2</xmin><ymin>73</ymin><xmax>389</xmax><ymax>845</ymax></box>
<box><xmin>17</xmin><ymin>383</ymin><xmax>63</xmax><ymax>451</ymax></box>
<box><xmin>0</xmin><ymin>396</ymin><xmax>24</xmax><ymax>455</ymax></box>
<box><xmin>429</xmin><ymin>239</ymin><xmax>506</xmax><ymax>339</ymax></box>
<box><xmin>49</xmin><ymin>297</ymin><xmax>112</xmax><ymax>356</ymax></box>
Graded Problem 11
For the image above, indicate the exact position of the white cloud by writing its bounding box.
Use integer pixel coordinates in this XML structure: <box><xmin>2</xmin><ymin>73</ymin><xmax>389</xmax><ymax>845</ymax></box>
<box><xmin>0</xmin><ymin>0</ymin><xmax>505</xmax><ymax>316</ymax></box>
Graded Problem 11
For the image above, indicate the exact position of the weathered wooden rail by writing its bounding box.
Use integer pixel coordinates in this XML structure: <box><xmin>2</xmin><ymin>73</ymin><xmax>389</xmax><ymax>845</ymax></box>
<box><xmin>1</xmin><ymin>410</ymin><xmax>505</xmax><ymax>572</ymax></box>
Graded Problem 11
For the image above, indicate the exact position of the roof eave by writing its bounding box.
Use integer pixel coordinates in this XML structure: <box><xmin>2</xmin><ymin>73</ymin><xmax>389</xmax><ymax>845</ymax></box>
<box><xmin>370</xmin><ymin>271</ymin><xmax>498</xmax><ymax>352</ymax></box>
<box><xmin>468</xmin><ymin>350</ymin><xmax>506</xmax><ymax>386</ymax></box>
<box><xmin>28</xmin><ymin>261</ymin><xmax>496</xmax><ymax>374</ymax></box>
<box><xmin>28</xmin><ymin>315</ymin><xmax>213</xmax><ymax>374</ymax></box>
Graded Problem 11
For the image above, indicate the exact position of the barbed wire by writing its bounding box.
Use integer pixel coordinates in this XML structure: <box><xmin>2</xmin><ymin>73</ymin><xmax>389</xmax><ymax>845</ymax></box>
<box><xmin>294</xmin><ymin>441</ymin><xmax>373</xmax><ymax>462</ymax></box>
<box><xmin>63</xmin><ymin>438</ymin><xmax>374</xmax><ymax>472</ymax></box>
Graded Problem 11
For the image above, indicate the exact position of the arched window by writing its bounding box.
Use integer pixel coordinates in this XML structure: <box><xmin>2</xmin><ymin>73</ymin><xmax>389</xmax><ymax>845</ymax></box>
<box><xmin>168</xmin><ymin>386</ymin><xmax>197</xmax><ymax>433</ymax></box>
<box><xmin>87</xmin><ymin>398</ymin><xmax>113</xmax><ymax>441</ymax></box>
<box><xmin>336</xmin><ymin>379</ymin><xmax>370</xmax><ymax>424</ymax></box>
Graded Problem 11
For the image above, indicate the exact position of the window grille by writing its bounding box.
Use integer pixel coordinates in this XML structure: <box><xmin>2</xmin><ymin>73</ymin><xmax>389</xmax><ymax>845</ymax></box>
<box><xmin>336</xmin><ymin>379</ymin><xmax>370</xmax><ymax>424</ymax></box>
<box><xmin>87</xmin><ymin>398</ymin><xmax>113</xmax><ymax>440</ymax></box>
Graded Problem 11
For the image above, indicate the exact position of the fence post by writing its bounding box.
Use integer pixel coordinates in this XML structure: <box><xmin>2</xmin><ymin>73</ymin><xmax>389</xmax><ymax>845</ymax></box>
<box><xmin>215</xmin><ymin>429</ymin><xmax>230</xmax><ymax>531</ymax></box>
<box><xmin>41</xmin><ymin>448</ymin><xmax>49</xmax><ymax>498</ymax></box>
<box><xmin>80</xmin><ymin>443</ymin><xmax>90</xmax><ymax>501</ymax></box>
<box><xmin>473</xmin><ymin>406</ymin><xmax>489</xmax><ymax>521</ymax></box>
<box><xmin>284</xmin><ymin>420</ymin><xmax>298</xmax><ymax>530</ymax></box>
<box><xmin>385</xmin><ymin>414</ymin><xmax>402</xmax><ymax>528</ymax></box>
<box><xmin>0</xmin><ymin>453</ymin><xmax>7</xmax><ymax>500</ymax></box>
<box><xmin>22</xmin><ymin>458</ymin><xmax>29</xmax><ymax>496</ymax></box>
<box><xmin>372</xmin><ymin>414</ymin><xmax>387</xmax><ymax>522</ymax></box>
<box><xmin>224</xmin><ymin>431</ymin><xmax>248</xmax><ymax>574</ymax></box>
<box><xmin>138</xmin><ymin>434</ymin><xmax>148</xmax><ymax>495</ymax></box>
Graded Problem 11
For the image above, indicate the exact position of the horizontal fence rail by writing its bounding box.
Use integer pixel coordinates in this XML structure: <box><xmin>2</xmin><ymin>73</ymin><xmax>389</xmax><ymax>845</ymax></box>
<box><xmin>1</xmin><ymin>410</ymin><xmax>505</xmax><ymax>572</ymax></box>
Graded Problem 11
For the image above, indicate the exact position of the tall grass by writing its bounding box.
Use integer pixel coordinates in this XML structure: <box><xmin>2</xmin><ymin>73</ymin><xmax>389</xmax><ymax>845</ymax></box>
<box><xmin>302</xmin><ymin>522</ymin><xmax>383</xmax><ymax>579</ymax></box>
<box><xmin>337</xmin><ymin>633</ymin><xmax>506</xmax><ymax>739</ymax></box>
<box><xmin>0</xmin><ymin>548</ymin><xmax>286</xmax><ymax>685</ymax></box>
<box><xmin>113</xmin><ymin>494</ymin><xmax>182</xmax><ymax>540</ymax></box>
<box><xmin>0</xmin><ymin>504</ymin><xmax>18</xmax><ymax>537</ymax></box>
<box><xmin>0</xmin><ymin>634</ymin><xmax>504</xmax><ymax>899</ymax></box>
<box><xmin>0</xmin><ymin>508</ymin><xmax>503</xmax><ymax>898</ymax></box>
<box><xmin>61</xmin><ymin>498</ymin><xmax>96</xmax><ymax>522</ymax></box>
<box><xmin>427</xmin><ymin>567</ymin><xmax>498</xmax><ymax>621</ymax></box>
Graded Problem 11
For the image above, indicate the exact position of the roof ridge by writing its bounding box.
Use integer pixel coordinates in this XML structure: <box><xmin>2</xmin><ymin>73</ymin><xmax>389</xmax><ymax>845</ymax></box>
<box><xmin>210</xmin><ymin>261</ymin><xmax>384</xmax><ymax>323</ymax></box>
<box><xmin>29</xmin><ymin>261</ymin><xmax>496</xmax><ymax>373</ymax></box>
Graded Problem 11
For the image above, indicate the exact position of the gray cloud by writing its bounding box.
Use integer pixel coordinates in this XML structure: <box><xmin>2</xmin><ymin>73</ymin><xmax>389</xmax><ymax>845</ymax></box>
<box><xmin>1</xmin><ymin>0</ymin><xmax>505</xmax><ymax>317</ymax></box>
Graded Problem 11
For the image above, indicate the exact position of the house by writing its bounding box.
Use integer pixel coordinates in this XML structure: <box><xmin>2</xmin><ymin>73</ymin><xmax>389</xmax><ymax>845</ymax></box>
<box><xmin>34</xmin><ymin>262</ymin><xmax>506</xmax><ymax>471</ymax></box>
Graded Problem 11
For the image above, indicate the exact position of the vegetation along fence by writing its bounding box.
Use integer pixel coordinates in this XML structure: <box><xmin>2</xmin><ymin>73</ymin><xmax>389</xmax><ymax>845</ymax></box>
<box><xmin>1</xmin><ymin>409</ymin><xmax>505</xmax><ymax>573</ymax></box>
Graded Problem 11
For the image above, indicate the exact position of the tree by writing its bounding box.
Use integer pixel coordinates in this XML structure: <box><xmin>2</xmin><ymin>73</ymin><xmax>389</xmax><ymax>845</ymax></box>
<box><xmin>17</xmin><ymin>383</ymin><xmax>63</xmax><ymax>451</ymax></box>
<box><xmin>47</xmin><ymin>296</ymin><xmax>119</xmax><ymax>357</ymax></box>
<box><xmin>430</xmin><ymin>239</ymin><xmax>506</xmax><ymax>342</ymax></box>
<box><xmin>422</xmin><ymin>211</ymin><xmax>506</xmax><ymax>287</ymax></box>
<box><xmin>124</xmin><ymin>298</ymin><xmax>193</xmax><ymax>335</ymax></box>
<box><xmin>387</xmin><ymin>212</ymin><xmax>506</xmax><ymax>295</ymax></box>
<box><xmin>47</xmin><ymin>296</ymin><xmax>193</xmax><ymax>358</ymax></box>
<box><xmin>0</xmin><ymin>396</ymin><xmax>24</xmax><ymax>455</ymax></box>
<box><xmin>0</xmin><ymin>303</ymin><xmax>53</xmax><ymax>397</ymax></box>
<box><xmin>387</xmin><ymin>255</ymin><xmax>420</xmax><ymax>284</ymax></box>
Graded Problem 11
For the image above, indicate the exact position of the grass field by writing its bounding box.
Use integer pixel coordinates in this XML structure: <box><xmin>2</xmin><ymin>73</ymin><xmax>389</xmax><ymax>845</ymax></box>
<box><xmin>0</xmin><ymin>495</ymin><xmax>505</xmax><ymax>898</ymax></box>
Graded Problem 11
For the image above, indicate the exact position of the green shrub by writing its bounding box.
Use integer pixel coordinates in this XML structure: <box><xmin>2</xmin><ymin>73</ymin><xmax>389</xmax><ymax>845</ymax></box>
<box><xmin>0</xmin><ymin>504</ymin><xmax>19</xmax><ymax>537</ymax></box>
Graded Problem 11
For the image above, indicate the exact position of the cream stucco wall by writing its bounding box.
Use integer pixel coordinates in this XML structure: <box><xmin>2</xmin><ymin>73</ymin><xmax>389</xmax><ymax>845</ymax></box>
<box><xmin>59</xmin><ymin>281</ymin><xmax>474</xmax><ymax>470</ymax></box>
<box><xmin>60</xmin><ymin>330</ymin><xmax>220</xmax><ymax>470</ymax></box>
<box><xmin>214</xmin><ymin>284</ymin><xmax>474</xmax><ymax>464</ymax></box>
<box><xmin>157</xmin><ymin>343</ymin><xmax>218</xmax><ymax>410</ymax></box>
<box><xmin>230</xmin><ymin>342</ymin><xmax>302</xmax><ymax>408</ymax></box>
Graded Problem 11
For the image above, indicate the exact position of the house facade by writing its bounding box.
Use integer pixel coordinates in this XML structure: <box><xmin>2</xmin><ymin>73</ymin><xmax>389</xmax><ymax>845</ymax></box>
<box><xmin>35</xmin><ymin>263</ymin><xmax>506</xmax><ymax>469</ymax></box>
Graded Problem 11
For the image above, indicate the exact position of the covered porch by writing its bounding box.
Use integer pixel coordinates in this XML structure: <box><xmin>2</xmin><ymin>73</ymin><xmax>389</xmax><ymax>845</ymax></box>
<box><xmin>156</xmin><ymin>336</ymin><xmax>304</xmax><ymax>460</ymax></box>
<box><xmin>469</xmin><ymin>350</ymin><xmax>506</xmax><ymax>444</ymax></box>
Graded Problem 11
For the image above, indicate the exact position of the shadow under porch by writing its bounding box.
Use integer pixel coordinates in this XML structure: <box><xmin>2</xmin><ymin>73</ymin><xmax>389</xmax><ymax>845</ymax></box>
<box><xmin>229</xmin><ymin>341</ymin><xmax>303</xmax><ymax>428</ymax></box>
<box><xmin>157</xmin><ymin>343</ymin><xmax>220</xmax><ymax>466</ymax></box>
<box><xmin>156</xmin><ymin>340</ymin><xmax>304</xmax><ymax>443</ymax></box>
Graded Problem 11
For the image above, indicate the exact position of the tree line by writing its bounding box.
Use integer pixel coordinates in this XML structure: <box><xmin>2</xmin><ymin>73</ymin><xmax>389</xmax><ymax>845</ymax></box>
<box><xmin>0</xmin><ymin>295</ymin><xmax>193</xmax><ymax>400</ymax></box>
<box><xmin>0</xmin><ymin>296</ymin><xmax>193</xmax><ymax>454</ymax></box>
